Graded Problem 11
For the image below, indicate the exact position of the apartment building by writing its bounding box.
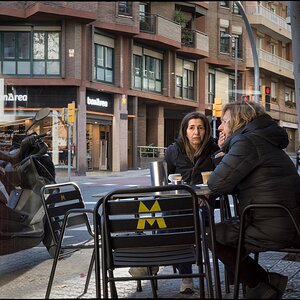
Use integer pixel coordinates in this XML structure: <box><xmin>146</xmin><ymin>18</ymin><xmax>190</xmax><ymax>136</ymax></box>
<box><xmin>0</xmin><ymin>1</ymin><xmax>297</xmax><ymax>175</ymax></box>
<box><xmin>206</xmin><ymin>1</ymin><xmax>297</xmax><ymax>153</ymax></box>
<box><xmin>245</xmin><ymin>1</ymin><xmax>297</xmax><ymax>153</ymax></box>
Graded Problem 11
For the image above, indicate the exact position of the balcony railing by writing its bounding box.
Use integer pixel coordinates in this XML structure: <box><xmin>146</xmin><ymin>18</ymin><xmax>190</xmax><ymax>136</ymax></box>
<box><xmin>137</xmin><ymin>145</ymin><xmax>167</xmax><ymax>158</ymax></box>
<box><xmin>257</xmin><ymin>49</ymin><xmax>293</xmax><ymax>72</ymax></box>
<box><xmin>180</xmin><ymin>28</ymin><xmax>209</xmax><ymax>54</ymax></box>
<box><xmin>139</xmin><ymin>14</ymin><xmax>156</xmax><ymax>33</ymax></box>
<box><xmin>139</xmin><ymin>14</ymin><xmax>181</xmax><ymax>43</ymax></box>
<box><xmin>248</xmin><ymin>4</ymin><xmax>291</xmax><ymax>32</ymax></box>
<box><xmin>181</xmin><ymin>28</ymin><xmax>194</xmax><ymax>46</ymax></box>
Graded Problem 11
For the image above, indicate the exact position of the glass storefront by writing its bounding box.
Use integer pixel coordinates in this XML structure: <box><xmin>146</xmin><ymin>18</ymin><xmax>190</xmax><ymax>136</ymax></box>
<box><xmin>86</xmin><ymin>123</ymin><xmax>110</xmax><ymax>170</ymax></box>
<box><xmin>0</xmin><ymin>85</ymin><xmax>77</xmax><ymax>167</ymax></box>
<box><xmin>86</xmin><ymin>90</ymin><xmax>114</xmax><ymax>171</ymax></box>
<box><xmin>0</xmin><ymin>110</ymin><xmax>76</xmax><ymax>168</ymax></box>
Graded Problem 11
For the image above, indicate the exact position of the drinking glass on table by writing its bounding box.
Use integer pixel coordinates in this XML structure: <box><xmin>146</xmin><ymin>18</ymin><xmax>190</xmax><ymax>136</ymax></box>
<box><xmin>201</xmin><ymin>171</ymin><xmax>212</xmax><ymax>185</ymax></box>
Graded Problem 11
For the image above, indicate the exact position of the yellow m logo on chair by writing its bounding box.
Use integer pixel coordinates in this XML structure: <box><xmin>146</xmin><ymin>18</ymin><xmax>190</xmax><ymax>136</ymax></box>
<box><xmin>137</xmin><ymin>200</ymin><xmax>167</xmax><ymax>230</ymax></box>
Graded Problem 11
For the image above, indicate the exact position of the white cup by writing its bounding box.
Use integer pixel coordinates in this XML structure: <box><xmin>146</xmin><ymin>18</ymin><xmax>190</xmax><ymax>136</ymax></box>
<box><xmin>168</xmin><ymin>173</ymin><xmax>182</xmax><ymax>184</ymax></box>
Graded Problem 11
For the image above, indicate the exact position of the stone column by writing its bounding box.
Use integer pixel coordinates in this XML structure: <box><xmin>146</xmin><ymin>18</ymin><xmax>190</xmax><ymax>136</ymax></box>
<box><xmin>112</xmin><ymin>93</ymin><xmax>128</xmax><ymax>171</ymax></box>
<box><xmin>76</xmin><ymin>87</ymin><xmax>86</xmax><ymax>175</ymax></box>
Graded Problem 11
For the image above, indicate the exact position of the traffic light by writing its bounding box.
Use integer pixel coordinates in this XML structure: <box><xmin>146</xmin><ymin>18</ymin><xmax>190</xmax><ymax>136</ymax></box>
<box><xmin>265</xmin><ymin>86</ymin><xmax>271</xmax><ymax>112</ymax></box>
<box><xmin>212</xmin><ymin>98</ymin><xmax>222</xmax><ymax>118</ymax></box>
<box><xmin>68</xmin><ymin>102</ymin><xmax>76</xmax><ymax>123</ymax></box>
<box><xmin>241</xmin><ymin>95</ymin><xmax>250</xmax><ymax>102</ymax></box>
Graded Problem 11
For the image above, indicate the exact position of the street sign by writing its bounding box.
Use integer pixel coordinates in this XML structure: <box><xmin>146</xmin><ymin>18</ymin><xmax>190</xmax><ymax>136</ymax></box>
<box><xmin>68</xmin><ymin>102</ymin><xmax>75</xmax><ymax>123</ymax></box>
<box><xmin>212</xmin><ymin>98</ymin><xmax>222</xmax><ymax>118</ymax></box>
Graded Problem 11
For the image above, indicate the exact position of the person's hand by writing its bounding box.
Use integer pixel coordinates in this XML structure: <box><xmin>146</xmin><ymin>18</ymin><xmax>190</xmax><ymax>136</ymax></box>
<box><xmin>215</xmin><ymin>151</ymin><xmax>225</xmax><ymax>159</ymax></box>
<box><xmin>218</xmin><ymin>131</ymin><xmax>226</xmax><ymax>148</ymax></box>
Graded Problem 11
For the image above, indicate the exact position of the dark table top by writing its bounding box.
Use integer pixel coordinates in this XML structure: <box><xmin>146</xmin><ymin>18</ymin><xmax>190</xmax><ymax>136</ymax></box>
<box><xmin>92</xmin><ymin>185</ymin><xmax>211</xmax><ymax>199</ymax></box>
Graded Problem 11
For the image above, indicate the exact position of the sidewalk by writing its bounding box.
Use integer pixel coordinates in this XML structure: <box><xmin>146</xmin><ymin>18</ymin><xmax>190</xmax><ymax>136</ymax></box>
<box><xmin>1</xmin><ymin>246</ymin><xmax>300</xmax><ymax>299</ymax></box>
<box><xmin>1</xmin><ymin>168</ymin><xmax>300</xmax><ymax>298</ymax></box>
<box><xmin>54</xmin><ymin>167</ymin><xmax>150</xmax><ymax>183</ymax></box>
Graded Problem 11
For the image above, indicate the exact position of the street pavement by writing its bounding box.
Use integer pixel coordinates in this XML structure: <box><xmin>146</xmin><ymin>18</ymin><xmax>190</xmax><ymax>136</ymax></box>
<box><xmin>1</xmin><ymin>167</ymin><xmax>300</xmax><ymax>299</ymax></box>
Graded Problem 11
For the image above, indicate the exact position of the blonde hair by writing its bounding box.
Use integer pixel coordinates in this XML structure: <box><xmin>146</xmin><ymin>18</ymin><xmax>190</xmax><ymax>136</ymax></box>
<box><xmin>223</xmin><ymin>101</ymin><xmax>266</xmax><ymax>134</ymax></box>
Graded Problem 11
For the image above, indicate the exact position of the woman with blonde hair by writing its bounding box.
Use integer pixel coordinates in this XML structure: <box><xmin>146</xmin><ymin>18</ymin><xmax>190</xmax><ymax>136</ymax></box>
<box><xmin>208</xmin><ymin>101</ymin><xmax>300</xmax><ymax>298</ymax></box>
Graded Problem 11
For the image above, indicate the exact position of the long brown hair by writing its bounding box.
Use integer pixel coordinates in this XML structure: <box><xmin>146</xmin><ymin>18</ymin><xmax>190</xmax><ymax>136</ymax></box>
<box><xmin>222</xmin><ymin>101</ymin><xmax>266</xmax><ymax>135</ymax></box>
<box><xmin>178</xmin><ymin>111</ymin><xmax>212</xmax><ymax>161</ymax></box>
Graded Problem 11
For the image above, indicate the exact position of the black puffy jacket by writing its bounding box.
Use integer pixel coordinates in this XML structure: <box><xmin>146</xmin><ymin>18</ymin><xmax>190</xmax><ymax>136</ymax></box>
<box><xmin>208</xmin><ymin>115</ymin><xmax>300</xmax><ymax>250</ymax></box>
<box><xmin>164</xmin><ymin>137</ymin><xmax>219</xmax><ymax>185</ymax></box>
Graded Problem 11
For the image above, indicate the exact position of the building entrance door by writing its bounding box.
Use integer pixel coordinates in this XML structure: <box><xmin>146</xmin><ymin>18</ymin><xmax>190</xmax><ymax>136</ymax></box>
<box><xmin>99</xmin><ymin>125</ymin><xmax>109</xmax><ymax>170</ymax></box>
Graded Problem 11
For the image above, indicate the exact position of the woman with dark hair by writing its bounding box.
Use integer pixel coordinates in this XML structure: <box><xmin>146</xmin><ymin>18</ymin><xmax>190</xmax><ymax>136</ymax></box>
<box><xmin>164</xmin><ymin>111</ymin><xmax>219</xmax><ymax>294</ymax></box>
<box><xmin>165</xmin><ymin>111</ymin><xmax>218</xmax><ymax>185</ymax></box>
<box><xmin>208</xmin><ymin>101</ymin><xmax>300</xmax><ymax>298</ymax></box>
<box><xmin>129</xmin><ymin>111</ymin><xmax>218</xmax><ymax>293</ymax></box>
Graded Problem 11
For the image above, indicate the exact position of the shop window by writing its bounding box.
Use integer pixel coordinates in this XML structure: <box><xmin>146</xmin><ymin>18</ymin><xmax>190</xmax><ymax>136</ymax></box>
<box><xmin>94</xmin><ymin>44</ymin><xmax>114</xmax><ymax>83</ymax></box>
<box><xmin>133</xmin><ymin>52</ymin><xmax>162</xmax><ymax>93</ymax></box>
<box><xmin>1</xmin><ymin>30</ymin><xmax>60</xmax><ymax>76</ymax></box>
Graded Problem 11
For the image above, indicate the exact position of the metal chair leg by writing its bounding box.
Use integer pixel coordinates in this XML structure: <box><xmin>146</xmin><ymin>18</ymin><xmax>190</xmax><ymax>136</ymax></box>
<box><xmin>83</xmin><ymin>249</ymin><xmax>95</xmax><ymax>294</ymax></box>
<box><xmin>136</xmin><ymin>280</ymin><xmax>142</xmax><ymax>292</ymax></box>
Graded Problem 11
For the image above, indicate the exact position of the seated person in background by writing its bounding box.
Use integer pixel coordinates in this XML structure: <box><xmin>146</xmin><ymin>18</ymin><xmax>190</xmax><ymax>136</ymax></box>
<box><xmin>129</xmin><ymin>111</ymin><xmax>218</xmax><ymax>294</ymax></box>
<box><xmin>164</xmin><ymin>111</ymin><xmax>218</xmax><ymax>294</ymax></box>
<box><xmin>208</xmin><ymin>101</ymin><xmax>300</xmax><ymax>299</ymax></box>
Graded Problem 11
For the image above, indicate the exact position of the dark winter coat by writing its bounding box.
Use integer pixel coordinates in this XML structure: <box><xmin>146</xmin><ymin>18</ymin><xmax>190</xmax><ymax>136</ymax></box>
<box><xmin>208</xmin><ymin>114</ymin><xmax>300</xmax><ymax>252</ymax></box>
<box><xmin>164</xmin><ymin>137</ymin><xmax>219</xmax><ymax>185</ymax></box>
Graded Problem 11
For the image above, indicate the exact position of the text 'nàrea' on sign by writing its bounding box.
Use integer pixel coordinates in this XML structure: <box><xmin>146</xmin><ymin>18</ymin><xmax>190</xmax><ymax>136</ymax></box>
<box><xmin>0</xmin><ymin>93</ymin><xmax>28</xmax><ymax>102</ymax></box>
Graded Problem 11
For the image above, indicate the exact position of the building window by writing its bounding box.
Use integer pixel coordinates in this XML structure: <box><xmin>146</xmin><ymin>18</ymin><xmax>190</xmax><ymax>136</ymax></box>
<box><xmin>33</xmin><ymin>32</ymin><xmax>60</xmax><ymax>75</ymax></box>
<box><xmin>94</xmin><ymin>44</ymin><xmax>114</xmax><ymax>83</ymax></box>
<box><xmin>270</xmin><ymin>43</ymin><xmax>277</xmax><ymax>55</ymax></box>
<box><xmin>118</xmin><ymin>1</ymin><xmax>132</xmax><ymax>16</ymax></box>
<box><xmin>232</xmin><ymin>2</ymin><xmax>240</xmax><ymax>14</ymax></box>
<box><xmin>256</xmin><ymin>36</ymin><xmax>263</xmax><ymax>50</ymax></box>
<box><xmin>208</xmin><ymin>72</ymin><xmax>215</xmax><ymax>104</ymax></box>
<box><xmin>229</xmin><ymin>78</ymin><xmax>235</xmax><ymax>102</ymax></box>
<box><xmin>220</xmin><ymin>28</ymin><xmax>230</xmax><ymax>53</ymax></box>
<box><xmin>176</xmin><ymin>58</ymin><xmax>195</xmax><ymax>100</ymax></box>
<box><xmin>219</xmin><ymin>1</ymin><xmax>229</xmax><ymax>8</ymax></box>
<box><xmin>271</xmin><ymin>81</ymin><xmax>277</xmax><ymax>102</ymax></box>
<box><xmin>133</xmin><ymin>53</ymin><xmax>162</xmax><ymax>93</ymax></box>
<box><xmin>1</xmin><ymin>30</ymin><xmax>60</xmax><ymax>76</ymax></box>
<box><xmin>232</xmin><ymin>35</ymin><xmax>242</xmax><ymax>59</ymax></box>
<box><xmin>285</xmin><ymin>87</ymin><xmax>296</xmax><ymax>108</ymax></box>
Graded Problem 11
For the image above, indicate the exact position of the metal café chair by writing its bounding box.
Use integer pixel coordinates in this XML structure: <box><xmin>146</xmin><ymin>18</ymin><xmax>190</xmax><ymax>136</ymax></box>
<box><xmin>40</xmin><ymin>182</ymin><xmax>97</xmax><ymax>298</ymax></box>
<box><xmin>93</xmin><ymin>184</ymin><xmax>216</xmax><ymax>298</ymax></box>
<box><xmin>233</xmin><ymin>203</ymin><xmax>300</xmax><ymax>299</ymax></box>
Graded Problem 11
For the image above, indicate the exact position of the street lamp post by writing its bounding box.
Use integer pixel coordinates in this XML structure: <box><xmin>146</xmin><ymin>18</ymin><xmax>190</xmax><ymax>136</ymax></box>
<box><xmin>234</xmin><ymin>1</ymin><xmax>260</xmax><ymax>103</ymax></box>
<box><xmin>233</xmin><ymin>36</ymin><xmax>238</xmax><ymax>101</ymax></box>
<box><xmin>224</xmin><ymin>34</ymin><xmax>238</xmax><ymax>101</ymax></box>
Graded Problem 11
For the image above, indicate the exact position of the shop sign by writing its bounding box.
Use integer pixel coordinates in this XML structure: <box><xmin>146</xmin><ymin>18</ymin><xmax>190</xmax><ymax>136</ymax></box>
<box><xmin>0</xmin><ymin>93</ymin><xmax>28</xmax><ymax>102</ymax></box>
<box><xmin>87</xmin><ymin>96</ymin><xmax>108</xmax><ymax>108</ymax></box>
<box><xmin>86</xmin><ymin>91</ymin><xmax>113</xmax><ymax>114</ymax></box>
